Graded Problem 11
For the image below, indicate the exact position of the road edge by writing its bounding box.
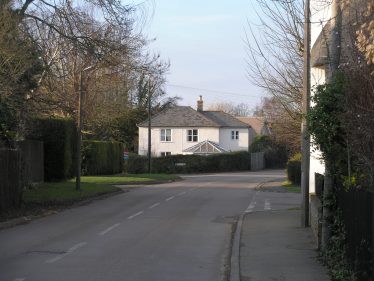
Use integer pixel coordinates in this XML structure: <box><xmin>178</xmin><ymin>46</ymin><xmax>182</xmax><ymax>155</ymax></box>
<box><xmin>229</xmin><ymin>213</ymin><xmax>244</xmax><ymax>281</ymax></box>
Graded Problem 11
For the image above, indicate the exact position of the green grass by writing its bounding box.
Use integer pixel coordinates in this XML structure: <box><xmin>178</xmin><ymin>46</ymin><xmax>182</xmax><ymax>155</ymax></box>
<box><xmin>75</xmin><ymin>173</ymin><xmax>179</xmax><ymax>185</ymax></box>
<box><xmin>282</xmin><ymin>180</ymin><xmax>301</xmax><ymax>193</ymax></box>
<box><xmin>23</xmin><ymin>182</ymin><xmax>119</xmax><ymax>205</ymax></box>
<box><xmin>23</xmin><ymin>173</ymin><xmax>179</xmax><ymax>206</ymax></box>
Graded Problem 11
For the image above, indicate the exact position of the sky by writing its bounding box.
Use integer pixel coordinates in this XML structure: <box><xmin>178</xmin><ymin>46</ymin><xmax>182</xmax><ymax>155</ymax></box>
<box><xmin>140</xmin><ymin>0</ymin><xmax>267</xmax><ymax>110</ymax></box>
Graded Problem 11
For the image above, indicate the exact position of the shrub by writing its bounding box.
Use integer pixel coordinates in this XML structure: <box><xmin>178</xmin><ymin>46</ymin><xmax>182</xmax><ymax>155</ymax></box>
<box><xmin>250</xmin><ymin>135</ymin><xmax>288</xmax><ymax>168</ymax></box>
<box><xmin>82</xmin><ymin>141</ymin><xmax>124</xmax><ymax>175</ymax></box>
<box><xmin>127</xmin><ymin>151</ymin><xmax>251</xmax><ymax>174</ymax></box>
<box><xmin>287</xmin><ymin>153</ymin><xmax>301</xmax><ymax>185</ymax></box>
<box><xmin>26</xmin><ymin>117</ymin><xmax>77</xmax><ymax>181</ymax></box>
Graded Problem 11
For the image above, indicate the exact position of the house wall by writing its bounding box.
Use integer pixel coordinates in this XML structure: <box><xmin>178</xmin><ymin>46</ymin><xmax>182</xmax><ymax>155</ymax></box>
<box><xmin>138</xmin><ymin>127</ymin><xmax>220</xmax><ymax>156</ymax></box>
<box><xmin>309</xmin><ymin>66</ymin><xmax>326</xmax><ymax>193</ymax></box>
<box><xmin>309</xmin><ymin>0</ymin><xmax>331</xmax><ymax>194</ymax></box>
<box><xmin>248</xmin><ymin>128</ymin><xmax>257</xmax><ymax>147</ymax></box>
<box><xmin>138</xmin><ymin>126</ymin><xmax>250</xmax><ymax>156</ymax></box>
<box><xmin>219</xmin><ymin>128</ymin><xmax>249</xmax><ymax>152</ymax></box>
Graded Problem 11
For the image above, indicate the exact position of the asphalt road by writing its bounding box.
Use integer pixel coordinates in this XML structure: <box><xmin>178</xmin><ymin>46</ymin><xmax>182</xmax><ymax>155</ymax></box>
<box><xmin>0</xmin><ymin>170</ymin><xmax>285</xmax><ymax>281</ymax></box>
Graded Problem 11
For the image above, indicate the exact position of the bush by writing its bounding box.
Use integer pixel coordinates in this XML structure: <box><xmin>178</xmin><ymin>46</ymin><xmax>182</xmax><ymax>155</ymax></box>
<box><xmin>287</xmin><ymin>153</ymin><xmax>301</xmax><ymax>185</ymax></box>
<box><xmin>26</xmin><ymin>117</ymin><xmax>77</xmax><ymax>181</ymax></box>
<box><xmin>82</xmin><ymin>141</ymin><xmax>124</xmax><ymax>175</ymax></box>
<box><xmin>250</xmin><ymin>135</ymin><xmax>288</xmax><ymax>168</ymax></box>
<box><xmin>127</xmin><ymin>151</ymin><xmax>251</xmax><ymax>174</ymax></box>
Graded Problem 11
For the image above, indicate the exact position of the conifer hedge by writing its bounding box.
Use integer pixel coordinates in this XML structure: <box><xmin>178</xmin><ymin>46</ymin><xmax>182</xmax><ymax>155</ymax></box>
<box><xmin>82</xmin><ymin>141</ymin><xmax>124</xmax><ymax>175</ymax></box>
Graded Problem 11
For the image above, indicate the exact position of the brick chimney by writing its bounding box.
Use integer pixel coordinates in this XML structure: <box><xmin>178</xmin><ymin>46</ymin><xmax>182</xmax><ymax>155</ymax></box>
<box><xmin>197</xmin><ymin>95</ymin><xmax>203</xmax><ymax>112</ymax></box>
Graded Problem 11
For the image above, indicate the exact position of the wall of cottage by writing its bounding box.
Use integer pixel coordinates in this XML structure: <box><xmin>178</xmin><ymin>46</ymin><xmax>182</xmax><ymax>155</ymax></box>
<box><xmin>138</xmin><ymin>127</ymin><xmax>220</xmax><ymax>156</ymax></box>
<box><xmin>138</xmin><ymin>127</ymin><xmax>250</xmax><ymax>156</ymax></box>
<box><xmin>219</xmin><ymin>128</ymin><xmax>249</xmax><ymax>152</ymax></box>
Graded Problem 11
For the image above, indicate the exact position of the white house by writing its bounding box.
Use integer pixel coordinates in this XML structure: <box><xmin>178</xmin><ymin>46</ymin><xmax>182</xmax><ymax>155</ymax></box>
<box><xmin>137</xmin><ymin>97</ymin><xmax>252</xmax><ymax>156</ymax></box>
<box><xmin>309</xmin><ymin>1</ymin><xmax>334</xmax><ymax>194</ymax></box>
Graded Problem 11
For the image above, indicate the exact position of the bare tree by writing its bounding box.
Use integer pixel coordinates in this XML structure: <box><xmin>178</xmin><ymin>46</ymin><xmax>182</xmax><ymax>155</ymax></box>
<box><xmin>207</xmin><ymin>101</ymin><xmax>252</xmax><ymax>116</ymax></box>
<box><xmin>245</xmin><ymin>0</ymin><xmax>304</xmax><ymax>150</ymax></box>
<box><xmin>254</xmin><ymin>97</ymin><xmax>301</xmax><ymax>153</ymax></box>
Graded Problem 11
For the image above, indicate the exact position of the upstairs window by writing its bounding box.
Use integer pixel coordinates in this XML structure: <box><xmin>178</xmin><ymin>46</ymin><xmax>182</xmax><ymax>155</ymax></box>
<box><xmin>187</xmin><ymin>129</ymin><xmax>198</xmax><ymax>142</ymax></box>
<box><xmin>231</xmin><ymin>130</ymin><xmax>239</xmax><ymax>140</ymax></box>
<box><xmin>160</xmin><ymin>129</ymin><xmax>172</xmax><ymax>142</ymax></box>
<box><xmin>161</xmin><ymin>152</ymin><xmax>172</xmax><ymax>157</ymax></box>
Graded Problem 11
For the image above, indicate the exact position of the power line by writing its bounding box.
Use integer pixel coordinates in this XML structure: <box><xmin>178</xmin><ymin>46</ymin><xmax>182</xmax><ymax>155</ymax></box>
<box><xmin>166</xmin><ymin>83</ymin><xmax>264</xmax><ymax>99</ymax></box>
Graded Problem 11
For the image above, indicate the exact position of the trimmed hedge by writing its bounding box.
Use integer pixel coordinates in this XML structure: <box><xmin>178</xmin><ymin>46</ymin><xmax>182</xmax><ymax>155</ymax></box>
<box><xmin>26</xmin><ymin>117</ymin><xmax>77</xmax><ymax>181</ymax></box>
<box><xmin>82</xmin><ymin>140</ymin><xmax>124</xmax><ymax>175</ymax></box>
<box><xmin>286</xmin><ymin>153</ymin><xmax>301</xmax><ymax>185</ymax></box>
<box><xmin>127</xmin><ymin>151</ymin><xmax>251</xmax><ymax>174</ymax></box>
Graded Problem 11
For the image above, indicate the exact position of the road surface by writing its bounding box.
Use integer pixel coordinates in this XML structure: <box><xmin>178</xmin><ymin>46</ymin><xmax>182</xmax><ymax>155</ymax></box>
<box><xmin>0</xmin><ymin>170</ymin><xmax>285</xmax><ymax>281</ymax></box>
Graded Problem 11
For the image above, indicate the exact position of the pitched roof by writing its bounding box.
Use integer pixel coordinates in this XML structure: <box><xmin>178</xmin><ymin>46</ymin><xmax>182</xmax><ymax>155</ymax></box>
<box><xmin>138</xmin><ymin>106</ymin><xmax>220</xmax><ymax>128</ymax></box>
<box><xmin>236</xmin><ymin>117</ymin><xmax>271</xmax><ymax>135</ymax></box>
<box><xmin>183</xmin><ymin>140</ymin><xmax>228</xmax><ymax>154</ymax></box>
<box><xmin>138</xmin><ymin>106</ymin><xmax>251</xmax><ymax>128</ymax></box>
<box><xmin>201</xmin><ymin>111</ymin><xmax>250</xmax><ymax>128</ymax></box>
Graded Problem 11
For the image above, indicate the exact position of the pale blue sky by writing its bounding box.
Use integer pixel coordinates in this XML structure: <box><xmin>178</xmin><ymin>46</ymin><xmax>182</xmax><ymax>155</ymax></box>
<box><xmin>141</xmin><ymin>0</ymin><xmax>266</xmax><ymax>110</ymax></box>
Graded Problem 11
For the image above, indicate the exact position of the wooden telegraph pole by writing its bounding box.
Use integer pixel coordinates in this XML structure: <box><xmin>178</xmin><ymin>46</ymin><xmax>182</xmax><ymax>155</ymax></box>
<box><xmin>147</xmin><ymin>81</ymin><xmax>152</xmax><ymax>174</ymax></box>
<box><xmin>301</xmin><ymin>0</ymin><xmax>311</xmax><ymax>227</ymax></box>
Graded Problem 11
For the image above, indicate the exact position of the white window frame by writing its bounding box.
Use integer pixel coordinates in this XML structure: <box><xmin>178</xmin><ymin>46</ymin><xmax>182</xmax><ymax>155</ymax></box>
<box><xmin>231</xmin><ymin>130</ymin><xmax>239</xmax><ymax>140</ymax></box>
<box><xmin>160</xmin><ymin>129</ymin><xmax>172</xmax><ymax>142</ymax></box>
<box><xmin>187</xmin><ymin>129</ymin><xmax>199</xmax><ymax>142</ymax></box>
<box><xmin>161</xmin><ymin>152</ymin><xmax>172</xmax><ymax>157</ymax></box>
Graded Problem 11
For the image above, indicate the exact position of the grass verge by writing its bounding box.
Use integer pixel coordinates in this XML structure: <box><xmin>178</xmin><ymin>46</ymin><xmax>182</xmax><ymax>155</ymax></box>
<box><xmin>77</xmin><ymin>173</ymin><xmax>180</xmax><ymax>185</ymax></box>
<box><xmin>23</xmin><ymin>182</ymin><xmax>119</xmax><ymax>205</ymax></box>
<box><xmin>1</xmin><ymin>174</ymin><xmax>179</xmax><ymax>223</ymax></box>
<box><xmin>24</xmin><ymin>173</ymin><xmax>179</xmax><ymax>205</ymax></box>
<box><xmin>282</xmin><ymin>180</ymin><xmax>301</xmax><ymax>193</ymax></box>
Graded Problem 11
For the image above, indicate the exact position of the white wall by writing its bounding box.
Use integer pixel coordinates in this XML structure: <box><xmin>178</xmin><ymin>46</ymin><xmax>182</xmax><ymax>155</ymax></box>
<box><xmin>219</xmin><ymin>128</ymin><xmax>249</xmax><ymax>152</ymax></box>
<box><xmin>138</xmin><ymin>127</ymin><xmax>220</xmax><ymax>156</ymax></box>
<box><xmin>311</xmin><ymin>0</ymin><xmax>332</xmax><ymax>47</ymax></box>
<box><xmin>309</xmin><ymin>67</ymin><xmax>327</xmax><ymax>193</ymax></box>
<box><xmin>309</xmin><ymin>1</ymin><xmax>329</xmax><ymax>193</ymax></box>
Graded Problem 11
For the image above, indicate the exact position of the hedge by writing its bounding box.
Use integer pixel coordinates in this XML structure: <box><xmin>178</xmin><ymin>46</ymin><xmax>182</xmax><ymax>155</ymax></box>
<box><xmin>249</xmin><ymin>135</ymin><xmax>288</xmax><ymax>168</ymax></box>
<box><xmin>127</xmin><ymin>151</ymin><xmax>251</xmax><ymax>174</ymax></box>
<box><xmin>26</xmin><ymin>117</ymin><xmax>77</xmax><ymax>181</ymax></box>
<box><xmin>82</xmin><ymin>140</ymin><xmax>124</xmax><ymax>175</ymax></box>
<box><xmin>286</xmin><ymin>153</ymin><xmax>301</xmax><ymax>185</ymax></box>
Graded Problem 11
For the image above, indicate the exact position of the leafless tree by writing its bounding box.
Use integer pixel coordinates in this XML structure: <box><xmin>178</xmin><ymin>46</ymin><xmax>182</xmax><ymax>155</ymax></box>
<box><xmin>207</xmin><ymin>102</ymin><xmax>252</xmax><ymax>117</ymax></box>
<box><xmin>253</xmin><ymin>97</ymin><xmax>301</xmax><ymax>153</ymax></box>
<box><xmin>245</xmin><ymin>0</ymin><xmax>304</xmax><ymax>151</ymax></box>
<box><xmin>11</xmin><ymin>0</ymin><xmax>173</xmax><ymax>141</ymax></box>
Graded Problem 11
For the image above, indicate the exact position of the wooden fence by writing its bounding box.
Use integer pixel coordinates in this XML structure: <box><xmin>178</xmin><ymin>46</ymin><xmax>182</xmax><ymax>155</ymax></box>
<box><xmin>0</xmin><ymin>149</ymin><xmax>22</xmax><ymax>213</ymax></box>
<box><xmin>250</xmin><ymin>152</ymin><xmax>265</xmax><ymax>171</ymax></box>
<box><xmin>18</xmin><ymin>140</ymin><xmax>44</xmax><ymax>184</ymax></box>
<box><xmin>337</xmin><ymin>185</ymin><xmax>373</xmax><ymax>281</ymax></box>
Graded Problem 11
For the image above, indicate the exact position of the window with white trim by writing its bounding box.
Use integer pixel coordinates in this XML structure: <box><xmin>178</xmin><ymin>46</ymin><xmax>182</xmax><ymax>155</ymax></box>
<box><xmin>161</xmin><ymin>152</ymin><xmax>172</xmax><ymax>157</ymax></box>
<box><xmin>160</xmin><ymin>129</ymin><xmax>172</xmax><ymax>142</ymax></box>
<box><xmin>187</xmin><ymin>129</ymin><xmax>198</xmax><ymax>142</ymax></box>
<box><xmin>231</xmin><ymin>130</ymin><xmax>239</xmax><ymax>140</ymax></box>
